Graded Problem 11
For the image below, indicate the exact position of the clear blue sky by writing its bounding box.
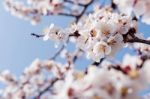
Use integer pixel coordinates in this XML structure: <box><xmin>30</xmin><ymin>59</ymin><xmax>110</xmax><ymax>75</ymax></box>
<box><xmin>0</xmin><ymin>2</ymin><xmax>71</xmax><ymax>75</ymax></box>
<box><xmin>0</xmin><ymin>1</ymin><xmax>149</xmax><ymax>76</ymax></box>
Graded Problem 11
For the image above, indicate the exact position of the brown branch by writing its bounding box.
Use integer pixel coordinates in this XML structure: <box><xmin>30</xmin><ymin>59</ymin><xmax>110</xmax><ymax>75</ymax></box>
<box><xmin>50</xmin><ymin>44</ymin><xmax>65</xmax><ymax>60</ymax></box>
<box><xmin>49</xmin><ymin>35</ymin><xmax>71</xmax><ymax>60</ymax></box>
<box><xmin>75</xmin><ymin>0</ymin><xmax>94</xmax><ymax>23</ymax></box>
<box><xmin>59</xmin><ymin>12</ymin><xmax>78</xmax><ymax>18</ymax></box>
<box><xmin>111</xmin><ymin>0</ymin><xmax>117</xmax><ymax>9</ymax></box>
<box><xmin>34</xmin><ymin>78</ymin><xmax>59</xmax><ymax>99</ymax></box>
<box><xmin>110</xmin><ymin>54</ymin><xmax>150</xmax><ymax>74</ymax></box>
<box><xmin>31</xmin><ymin>33</ymin><xmax>44</xmax><ymax>38</ymax></box>
<box><xmin>123</xmin><ymin>28</ymin><xmax>150</xmax><ymax>45</ymax></box>
<box><xmin>92</xmin><ymin>57</ymin><xmax>105</xmax><ymax>67</ymax></box>
<box><xmin>64</xmin><ymin>0</ymin><xmax>86</xmax><ymax>6</ymax></box>
<box><xmin>59</xmin><ymin>0</ymin><xmax>95</xmax><ymax>22</ymax></box>
<box><xmin>127</xmin><ymin>37</ymin><xmax>150</xmax><ymax>45</ymax></box>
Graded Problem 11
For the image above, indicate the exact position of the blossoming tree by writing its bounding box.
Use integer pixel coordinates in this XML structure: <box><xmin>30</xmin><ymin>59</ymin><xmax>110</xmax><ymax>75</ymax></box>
<box><xmin>1</xmin><ymin>0</ymin><xmax>150</xmax><ymax>99</ymax></box>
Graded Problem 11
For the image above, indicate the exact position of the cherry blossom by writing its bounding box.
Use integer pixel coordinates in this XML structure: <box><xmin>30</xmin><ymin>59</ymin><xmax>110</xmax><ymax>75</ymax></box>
<box><xmin>1</xmin><ymin>0</ymin><xmax>150</xmax><ymax>99</ymax></box>
<box><xmin>0</xmin><ymin>53</ymin><xmax>149</xmax><ymax>99</ymax></box>
<box><xmin>42</xmin><ymin>7</ymin><xmax>139</xmax><ymax>62</ymax></box>
<box><xmin>113</xmin><ymin>0</ymin><xmax>150</xmax><ymax>24</ymax></box>
<box><xmin>3</xmin><ymin>0</ymin><xmax>93</xmax><ymax>25</ymax></box>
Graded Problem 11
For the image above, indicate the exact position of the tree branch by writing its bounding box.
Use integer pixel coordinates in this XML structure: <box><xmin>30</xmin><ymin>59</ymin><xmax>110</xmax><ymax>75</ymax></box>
<box><xmin>34</xmin><ymin>78</ymin><xmax>59</xmax><ymax>99</ymax></box>
<box><xmin>59</xmin><ymin>12</ymin><xmax>78</xmax><ymax>18</ymax></box>
<box><xmin>50</xmin><ymin>44</ymin><xmax>65</xmax><ymax>60</ymax></box>
<box><xmin>75</xmin><ymin>0</ymin><xmax>94</xmax><ymax>22</ymax></box>
<box><xmin>64</xmin><ymin>0</ymin><xmax>86</xmax><ymax>6</ymax></box>
<box><xmin>123</xmin><ymin>28</ymin><xmax>150</xmax><ymax>45</ymax></box>
<box><xmin>127</xmin><ymin>37</ymin><xmax>150</xmax><ymax>45</ymax></box>
<box><xmin>92</xmin><ymin>57</ymin><xmax>105</xmax><ymax>67</ymax></box>
<box><xmin>31</xmin><ymin>33</ymin><xmax>44</xmax><ymax>38</ymax></box>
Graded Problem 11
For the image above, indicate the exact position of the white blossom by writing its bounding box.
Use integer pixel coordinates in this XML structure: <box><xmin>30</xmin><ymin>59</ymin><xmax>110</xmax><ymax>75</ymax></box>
<box><xmin>113</xmin><ymin>0</ymin><xmax>150</xmax><ymax>24</ymax></box>
<box><xmin>1</xmin><ymin>0</ymin><xmax>150</xmax><ymax>99</ymax></box>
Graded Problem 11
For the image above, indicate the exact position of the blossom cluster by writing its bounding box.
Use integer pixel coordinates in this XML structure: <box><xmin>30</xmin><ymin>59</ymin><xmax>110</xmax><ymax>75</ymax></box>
<box><xmin>2</xmin><ymin>0</ymin><xmax>150</xmax><ymax>99</ymax></box>
<box><xmin>0</xmin><ymin>59</ymin><xmax>69</xmax><ymax>99</ymax></box>
<box><xmin>4</xmin><ymin>0</ymin><xmax>91</xmax><ymax>25</ymax></box>
<box><xmin>134</xmin><ymin>38</ymin><xmax>150</xmax><ymax>57</ymax></box>
<box><xmin>113</xmin><ymin>0</ymin><xmax>150</xmax><ymax>24</ymax></box>
<box><xmin>0</xmin><ymin>53</ymin><xmax>150</xmax><ymax>99</ymax></box>
<box><xmin>43</xmin><ymin>7</ymin><xmax>138</xmax><ymax>62</ymax></box>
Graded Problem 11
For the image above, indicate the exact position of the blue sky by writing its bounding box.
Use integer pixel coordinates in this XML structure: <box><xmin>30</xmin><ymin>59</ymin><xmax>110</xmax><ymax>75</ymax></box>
<box><xmin>0</xmin><ymin>2</ymin><xmax>70</xmax><ymax>75</ymax></box>
<box><xmin>0</xmin><ymin>1</ymin><xmax>149</xmax><ymax>76</ymax></box>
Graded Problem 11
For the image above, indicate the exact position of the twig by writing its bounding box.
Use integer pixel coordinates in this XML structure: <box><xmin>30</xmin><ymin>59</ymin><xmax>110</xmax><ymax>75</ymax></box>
<box><xmin>34</xmin><ymin>78</ymin><xmax>59</xmax><ymax>99</ymax></box>
<box><xmin>111</xmin><ymin>0</ymin><xmax>117</xmax><ymax>9</ymax></box>
<box><xmin>50</xmin><ymin>44</ymin><xmax>65</xmax><ymax>60</ymax></box>
<box><xmin>92</xmin><ymin>57</ymin><xmax>105</xmax><ymax>66</ymax></box>
<box><xmin>31</xmin><ymin>33</ymin><xmax>44</xmax><ymax>38</ymax></box>
<box><xmin>110</xmin><ymin>54</ymin><xmax>150</xmax><ymax>74</ymax></box>
<box><xmin>127</xmin><ymin>37</ymin><xmax>150</xmax><ymax>45</ymax></box>
<box><xmin>123</xmin><ymin>28</ymin><xmax>150</xmax><ymax>45</ymax></box>
<box><xmin>59</xmin><ymin>12</ymin><xmax>78</xmax><ymax>18</ymax></box>
<box><xmin>75</xmin><ymin>0</ymin><xmax>94</xmax><ymax>22</ymax></box>
<box><xmin>64</xmin><ymin>0</ymin><xmax>85</xmax><ymax>6</ymax></box>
